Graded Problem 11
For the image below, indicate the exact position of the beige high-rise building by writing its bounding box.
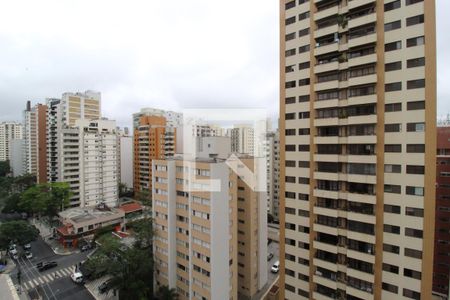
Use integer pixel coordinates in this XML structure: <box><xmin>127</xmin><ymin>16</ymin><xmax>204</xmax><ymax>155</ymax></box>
<box><xmin>152</xmin><ymin>139</ymin><xmax>267</xmax><ymax>300</ymax></box>
<box><xmin>279</xmin><ymin>0</ymin><xmax>436</xmax><ymax>299</ymax></box>
<box><xmin>61</xmin><ymin>90</ymin><xmax>101</xmax><ymax>126</ymax></box>
<box><xmin>0</xmin><ymin>121</ymin><xmax>23</xmax><ymax>162</ymax></box>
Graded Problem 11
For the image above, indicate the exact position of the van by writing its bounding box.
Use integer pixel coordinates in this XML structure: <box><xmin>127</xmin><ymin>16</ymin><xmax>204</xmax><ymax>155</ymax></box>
<box><xmin>70</xmin><ymin>272</ymin><xmax>83</xmax><ymax>283</ymax></box>
<box><xmin>271</xmin><ymin>260</ymin><xmax>280</xmax><ymax>273</ymax></box>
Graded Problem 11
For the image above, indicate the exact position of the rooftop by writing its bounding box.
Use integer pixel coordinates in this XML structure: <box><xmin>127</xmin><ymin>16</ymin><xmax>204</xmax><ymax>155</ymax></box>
<box><xmin>59</xmin><ymin>204</ymin><xmax>124</xmax><ymax>224</ymax></box>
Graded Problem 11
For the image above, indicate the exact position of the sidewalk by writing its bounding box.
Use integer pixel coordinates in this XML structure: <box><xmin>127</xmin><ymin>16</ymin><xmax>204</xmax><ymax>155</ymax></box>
<box><xmin>85</xmin><ymin>276</ymin><xmax>118</xmax><ymax>300</ymax></box>
<box><xmin>31</xmin><ymin>219</ymin><xmax>78</xmax><ymax>256</ymax></box>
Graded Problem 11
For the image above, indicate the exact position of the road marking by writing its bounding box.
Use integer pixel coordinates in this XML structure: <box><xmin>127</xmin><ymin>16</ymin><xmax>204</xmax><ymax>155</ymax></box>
<box><xmin>42</xmin><ymin>274</ymin><xmax>52</xmax><ymax>282</ymax></box>
<box><xmin>55</xmin><ymin>270</ymin><xmax>63</xmax><ymax>277</ymax></box>
<box><xmin>23</xmin><ymin>282</ymin><xmax>29</xmax><ymax>289</ymax></box>
<box><xmin>28</xmin><ymin>281</ymin><xmax>34</xmax><ymax>288</ymax></box>
<box><xmin>32</xmin><ymin>279</ymin><xmax>39</xmax><ymax>286</ymax></box>
<box><xmin>37</xmin><ymin>277</ymin><xmax>44</xmax><ymax>284</ymax></box>
<box><xmin>60</xmin><ymin>268</ymin><xmax>69</xmax><ymax>276</ymax></box>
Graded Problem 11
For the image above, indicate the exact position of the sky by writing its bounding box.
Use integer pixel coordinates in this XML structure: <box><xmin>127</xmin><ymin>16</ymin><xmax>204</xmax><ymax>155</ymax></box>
<box><xmin>0</xmin><ymin>1</ymin><xmax>448</xmax><ymax>128</ymax></box>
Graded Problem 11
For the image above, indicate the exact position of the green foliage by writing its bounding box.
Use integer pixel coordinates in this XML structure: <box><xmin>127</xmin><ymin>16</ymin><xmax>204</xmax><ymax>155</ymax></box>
<box><xmin>127</xmin><ymin>217</ymin><xmax>153</xmax><ymax>249</ymax></box>
<box><xmin>84</xmin><ymin>219</ymin><xmax>154</xmax><ymax>299</ymax></box>
<box><xmin>93</xmin><ymin>224</ymin><xmax>117</xmax><ymax>241</ymax></box>
<box><xmin>118</xmin><ymin>182</ymin><xmax>127</xmax><ymax>197</ymax></box>
<box><xmin>18</xmin><ymin>182</ymin><xmax>71</xmax><ymax>218</ymax></box>
<box><xmin>0</xmin><ymin>161</ymin><xmax>10</xmax><ymax>177</ymax></box>
<box><xmin>155</xmin><ymin>286</ymin><xmax>178</xmax><ymax>300</ymax></box>
<box><xmin>136</xmin><ymin>190</ymin><xmax>151</xmax><ymax>206</ymax></box>
<box><xmin>0</xmin><ymin>220</ymin><xmax>39</xmax><ymax>250</ymax></box>
<box><xmin>0</xmin><ymin>174</ymin><xmax>36</xmax><ymax>212</ymax></box>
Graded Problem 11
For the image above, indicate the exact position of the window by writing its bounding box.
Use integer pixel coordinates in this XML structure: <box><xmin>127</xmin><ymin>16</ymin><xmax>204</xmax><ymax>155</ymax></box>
<box><xmin>285</xmin><ymin>129</ymin><xmax>296</xmax><ymax>136</ymax></box>
<box><xmin>285</xmin><ymin>48</ymin><xmax>296</xmax><ymax>57</ymax></box>
<box><xmin>385</xmin><ymin>61</ymin><xmax>402</xmax><ymax>72</ymax></box>
<box><xmin>384</xmin><ymin>243</ymin><xmax>400</xmax><ymax>254</ymax></box>
<box><xmin>285</xmin><ymin>113</ymin><xmax>295</xmax><ymax>120</ymax></box>
<box><xmin>407</xmin><ymin>101</ymin><xmax>425</xmax><ymax>110</ymax></box>
<box><xmin>299</xmin><ymin>61</ymin><xmax>310</xmax><ymax>70</ymax></box>
<box><xmin>298</xmin><ymin>128</ymin><xmax>310</xmax><ymax>135</ymax></box>
<box><xmin>405</xmin><ymin>207</ymin><xmax>424</xmax><ymax>217</ymax></box>
<box><xmin>285</xmin><ymin>176</ymin><xmax>295</xmax><ymax>183</ymax></box>
<box><xmin>383</xmin><ymin>282</ymin><xmax>398</xmax><ymax>294</ymax></box>
<box><xmin>299</xmin><ymin>95</ymin><xmax>310</xmax><ymax>102</ymax></box>
<box><xmin>404</xmin><ymin>268</ymin><xmax>421</xmax><ymax>280</ymax></box>
<box><xmin>384</xmin><ymin>184</ymin><xmax>401</xmax><ymax>194</ymax></box>
<box><xmin>298</xmin><ymin>193</ymin><xmax>309</xmax><ymax>201</ymax></box>
<box><xmin>285</xmin><ymin>0</ymin><xmax>295</xmax><ymax>10</ymax></box>
<box><xmin>385</xmin><ymin>144</ymin><xmax>402</xmax><ymax>153</ymax></box>
<box><xmin>404</xmin><ymin>248</ymin><xmax>422</xmax><ymax>259</ymax></box>
<box><xmin>286</xmin><ymin>32</ymin><xmax>296</xmax><ymax>41</ymax></box>
<box><xmin>383</xmin><ymin>263</ymin><xmax>399</xmax><ymax>274</ymax></box>
<box><xmin>385</xmin><ymin>41</ymin><xmax>401</xmax><ymax>52</ymax></box>
<box><xmin>298</xmin><ymin>177</ymin><xmax>309</xmax><ymax>184</ymax></box>
<box><xmin>406</xmin><ymin>0</ymin><xmax>423</xmax><ymax>5</ymax></box>
<box><xmin>285</xmin><ymin>145</ymin><xmax>295</xmax><ymax>151</ymax></box>
<box><xmin>407</xmin><ymin>57</ymin><xmax>425</xmax><ymax>68</ymax></box>
<box><xmin>298</xmin><ymin>78</ymin><xmax>310</xmax><ymax>86</ymax></box>
<box><xmin>385</xmin><ymin>124</ymin><xmax>401</xmax><ymax>132</ymax></box>
<box><xmin>384</xmin><ymin>204</ymin><xmax>401</xmax><ymax>214</ymax></box>
<box><xmin>298</xmin><ymin>11</ymin><xmax>309</xmax><ymax>21</ymax></box>
<box><xmin>406</xmin><ymin>165</ymin><xmax>424</xmax><ymax>174</ymax></box>
<box><xmin>299</xmin><ymin>28</ymin><xmax>310</xmax><ymax>37</ymax></box>
<box><xmin>406</xmin><ymin>186</ymin><xmax>424</xmax><ymax>196</ymax></box>
<box><xmin>384</xmin><ymin>224</ymin><xmax>400</xmax><ymax>234</ymax></box>
<box><xmin>407</xmin><ymin>36</ymin><xmax>425</xmax><ymax>47</ymax></box>
<box><xmin>285</xmin><ymin>81</ymin><xmax>296</xmax><ymax>88</ymax></box>
<box><xmin>385</xmin><ymin>164</ymin><xmax>401</xmax><ymax>173</ymax></box>
<box><xmin>384</xmin><ymin>20</ymin><xmax>401</xmax><ymax>31</ymax></box>
<box><xmin>285</xmin><ymin>160</ymin><xmax>296</xmax><ymax>167</ymax></box>
<box><xmin>285</xmin><ymin>192</ymin><xmax>296</xmax><ymax>199</ymax></box>
<box><xmin>407</xmin><ymin>79</ymin><xmax>425</xmax><ymax>89</ymax></box>
<box><xmin>285</xmin><ymin>97</ymin><xmax>296</xmax><ymax>104</ymax></box>
<box><xmin>385</xmin><ymin>103</ymin><xmax>402</xmax><ymax>112</ymax></box>
<box><xmin>403</xmin><ymin>288</ymin><xmax>420</xmax><ymax>300</ymax></box>
<box><xmin>298</xmin><ymin>44</ymin><xmax>310</xmax><ymax>53</ymax></box>
<box><xmin>406</xmin><ymin>122</ymin><xmax>425</xmax><ymax>132</ymax></box>
<box><xmin>285</xmin><ymin>16</ymin><xmax>296</xmax><ymax>25</ymax></box>
<box><xmin>299</xmin><ymin>111</ymin><xmax>310</xmax><ymax>119</ymax></box>
<box><xmin>385</xmin><ymin>82</ymin><xmax>402</xmax><ymax>92</ymax></box>
<box><xmin>385</xmin><ymin>0</ymin><xmax>401</xmax><ymax>11</ymax></box>
<box><xmin>406</xmin><ymin>144</ymin><xmax>425</xmax><ymax>153</ymax></box>
<box><xmin>285</xmin><ymin>207</ymin><xmax>296</xmax><ymax>215</ymax></box>
<box><xmin>298</xmin><ymin>144</ymin><xmax>310</xmax><ymax>151</ymax></box>
<box><xmin>406</xmin><ymin>14</ymin><xmax>424</xmax><ymax>27</ymax></box>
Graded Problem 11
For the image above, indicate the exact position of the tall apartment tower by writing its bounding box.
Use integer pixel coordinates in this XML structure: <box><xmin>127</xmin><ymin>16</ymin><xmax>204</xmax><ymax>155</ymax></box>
<box><xmin>230</xmin><ymin>125</ymin><xmax>255</xmax><ymax>155</ymax></box>
<box><xmin>152</xmin><ymin>155</ymin><xmax>267</xmax><ymax>300</ymax></box>
<box><xmin>433</xmin><ymin>126</ymin><xmax>450</xmax><ymax>299</ymax></box>
<box><xmin>280</xmin><ymin>0</ymin><xmax>436</xmax><ymax>299</ymax></box>
<box><xmin>133</xmin><ymin>108</ymin><xmax>183</xmax><ymax>129</ymax></box>
<box><xmin>133</xmin><ymin>115</ymin><xmax>176</xmax><ymax>193</ymax></box>
<box><xmin>264</xmin><ymin>131</ymin><xmax>281</xmax><ymax>219</ymax></box>
<box><xmin>23</xmin><ymin>101</ymin><xmax>48</xmax><ymax>183</ymax></box>
<box><xmin>0</xmin><ymin>122</ymin><xmax>23</xmax><ymax>162</ymax></box>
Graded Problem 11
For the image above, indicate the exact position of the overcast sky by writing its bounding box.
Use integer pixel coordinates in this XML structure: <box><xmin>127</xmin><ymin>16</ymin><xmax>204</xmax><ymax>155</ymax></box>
<box><xmin>0</xmin><ymin>1</ymin><xmax>448</xmax><ymax>128</ymax></box>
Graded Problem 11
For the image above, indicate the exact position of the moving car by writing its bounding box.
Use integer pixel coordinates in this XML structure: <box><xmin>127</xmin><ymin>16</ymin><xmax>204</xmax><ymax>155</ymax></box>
<box><xmin>267</xmin><ymin>253</ymin><xmax>274</xmax><ymax>261</ymax></box>
<box><xmin>9</xmin><ymin>248</ymin><xmax>18</xmax><ymax>255</ymax></box>
<box><xmin>25</xmin><ymin>251</ymin><xmax>33</xmax><ymax>259</ymax></box>
<box><xmin>23</xmin><ymin>244</ymin><xmax>31</xmax><ymax>250</ymax></box>
<box><xmin>38</xmin><ymin>261</ymin><xmax>58</xmax><ymax>272</ymax></box>
<box><xmin>271</xmin><ymin>261</ymin><xmax>280</xmax><ymax>273</ymax></box>
<box><xmin>70</xmin><ymin>272</ymin><xmax>83</xmax><ymax>283</ymax></box>
<box><xmin>9</xmin><ymin>244</ymin><xmax>16</xmax><ymax>251</ymax></box>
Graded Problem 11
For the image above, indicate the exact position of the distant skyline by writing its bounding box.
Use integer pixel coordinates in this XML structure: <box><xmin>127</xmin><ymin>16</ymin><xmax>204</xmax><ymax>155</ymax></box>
<box><xmin>0</xmin><ymin>1</ymin><xmax>448</xmax><ymax>128</ymax></box>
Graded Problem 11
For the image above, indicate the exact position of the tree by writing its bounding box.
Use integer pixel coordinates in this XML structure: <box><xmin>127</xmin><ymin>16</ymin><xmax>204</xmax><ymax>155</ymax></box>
<box><xmin>118</xmin><ymin>182</ymin><xmax>127</xmax><ymax>197</ymax></box>
<box><xmin>127</xmin><ymin>217</ymin><xmax>153</xmax><ymax>249</ymax></box>
<box><xmin>0</xmin><ymin>220</ymin><xmax>39</xmax><ymax>250</ymax></box>
<box><xmin>1</xmin><ymin>193</ymin><xmax>21</xmax><ymax>213</ymax></box>
<box><xmin>136</xmin><ymin>190</ymin><xmax>151</xmax><ymax>207</ymax></box>
<box><xmin>156</xmin><ymin>286</ymin><xmax>178</xmax><ymax>300</ymax></box>
<box><xmin>0</xmin><ymin>161</ymin><xmax>10</xmax><ymax>177</ymax></box>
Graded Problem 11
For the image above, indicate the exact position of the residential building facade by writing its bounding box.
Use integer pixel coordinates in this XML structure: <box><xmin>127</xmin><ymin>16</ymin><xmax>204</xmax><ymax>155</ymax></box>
<box><xmin>118</xmin><ymin>130</ymin><xmax>133</xmax><ymax>190</ymax></box>
<box><xmin>434</xmin><ymin>126</ymin><xmax>450</xmax><ymax>299</ymax></box>
<box><xmin>230</xmin><ymin>125</ymin><xmax>255</xmax><ymax>155</ymax></box>
<box><xmin>264</xmin><ymin>131</ymin><xmax>281</xmax><ymax>219</ymax></box>
<box><xmin>0</xmin><ymin>121</ymin><xmax>23</xmax><ymax>162</ymax></box>
<box><xmin>280</xmin><ymin>0</ymin><xmax>436</xmax><ymax>299</ymax></box>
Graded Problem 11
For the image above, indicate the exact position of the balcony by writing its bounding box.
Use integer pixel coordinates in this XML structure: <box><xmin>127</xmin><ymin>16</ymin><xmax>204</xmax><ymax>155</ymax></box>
<box><xmin>314</xmin><ymin>80</ymin><xmax>339</xmax><ymax>92</ymax></box>
<box><xmin>314</xmin><ymin>98</ymin><xmax>339</xmax><ymax>109</ymax></box>
<box><xmin>346</xmin><ymin>285</ymin><xmax>373</xmax><ymax>300</ymax></box>
<box><xmin>314</xmin><ymin>5</ymin><xmax>339</xmax><ymax>22</ymax></box>
<box><xmin>348</xmin><ymin>0</ymin><xmax>376</xmax><ymax>10</ymax></box>
<box><xmin>314</xmin><ymin>42</ymin><xmax>339</xmax><ymax>56</ymax></box>
<box><xmin>314</xmin><ymin>223</ymin><xmax>338</xmax><ymax>236</ymax></box>
<box><xmin>314</xmin><ymin>136</ymin><xmax>339</xmax><ymax>144</ymax></box>
<box><xmin>348</xmin><ymin>33</ymin><xmax>377</xmax><ymax>49</ymax></box>
<box><xmin>348</xmin><ymin>53</ymin><xmax>377</xmax><ymax>67</ymax></box>
<box><xmin>315</xmin><ymin>24</ymin><xmax>339</xmax><ymax>39</ymax></box>
<box><xmin>315</xmin><ymin>171</ymin><xmax>339</xmax><ymax>181</ymax></box>
<box><xmin>314</xmin><ymin>117</ymin><xmax>339</xmax><ymax>127</ymax></box>
<box><xmin>348</xmin><ymin>12</ymin><xmax>376</xmax><ymax>29</ymax></box>
<box><xmin>314</xmin><ymin>188</ymin><xmax>339</xmax><ymax>200</ymax></box>
<box><xmin>315</xmin><ymin>61</ymin><xmax>339</xmax><ymax>74</ymax></box>
<box><xmin>347</xmin><ymin>135</ymin><xmax>377</xmax><ymax>145</ymax></box>
<box><xmin>347</xmin><ymin>114</ymin><xmax>377</xmax><ymax>125</ymax></box>
<box><xmin>348</xmin><ymin>74</ymin><xmax>377</xmax><ymax>87</ymax></box>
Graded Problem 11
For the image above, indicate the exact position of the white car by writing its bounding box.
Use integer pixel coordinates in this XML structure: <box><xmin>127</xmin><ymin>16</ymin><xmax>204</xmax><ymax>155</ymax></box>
<box><xmin>70</xmin><ymin>272</ymin><xmax>83</xmax><ymax>283</ymax></box>
<box><xmin>25</xmin><ymin>251</ymin><xmax>33</xmax><ymax>259</ymax></box>
<box><xmin>271</xmin><ymin>260</ymin><xmax>280</xmax><ymax>273</ymax></box>
<box><xmin>9</xmin><ymin>248</ymin><xmax>18</xmax><ymax>255</ymax></box>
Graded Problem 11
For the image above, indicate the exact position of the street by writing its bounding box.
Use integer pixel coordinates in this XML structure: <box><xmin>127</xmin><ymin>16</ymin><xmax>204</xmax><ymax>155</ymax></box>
<box><xmin>9</xmin><ymin>236</ymin><xmax>94</xmax><ymax>300</ymax></box>
<box><xmin>252</xmin><ymin>241</ymin><xmax>280</xmax><ymax>300</ymax></box>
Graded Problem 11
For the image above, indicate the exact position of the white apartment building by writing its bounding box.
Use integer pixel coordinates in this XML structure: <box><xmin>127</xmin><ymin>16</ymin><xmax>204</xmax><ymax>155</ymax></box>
<box><xmin>117</xmin><ymin>131</ymin><xmax>133</xmax><ymax>190</ymax></box>
<box><xmin>230</xmin><ymin>125</ymin><xmax>255</xmax><ymax>155</ymax></box>
<box><xmin>133</xmin><ymin>108</ymin><xmax>183</xmax><ymax>129</ymax></box>
<box><xmin>264</xmin><ymin>131</ymin><xmax>280</xmax><ymax>219</ymax></box>
<box><xmin>58</xmin><ymin>119</ymin><xmax>118</xmax><ymax>208</ymax></box>
<box><xmin>0</xmin><ymin>122</ymin><xmax>23</xmax><ymax>162</ymax></box>
<box><xmin>10</xmin><ymin>139</ymin><xmax>25</xmax><ymax>177</ymax></box>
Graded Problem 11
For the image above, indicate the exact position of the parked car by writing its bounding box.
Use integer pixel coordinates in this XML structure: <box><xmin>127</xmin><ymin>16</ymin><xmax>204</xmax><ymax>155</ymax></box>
<box><xmin>23</xmin><ymin>244</ymin><xmax>31</xmax><ymax>250</ymax></box>
<box><xmin>267</xmin><ymin>253</ymin><xmax>274</xmax><ymax>261</ymax></box>
<box><xmin>8</xmin><ymin>244</ymin><xmax>17</xmax><ymax>252</ymax></box>
<box><xmin>25</xmin><ymin>251</ymin><xmax>33</xmax><ymax>259</ymax></box>
<box><xmin>11</xmin><ymin>253</ymin><xmax>19</xmax><ymax>260</ymax></box>
<box><xmin>38</xmin><ymin>261</ymin><xmax>58</xmax><ymax>272</ymax></box>
<box><xmin>9</xmin><ymin>248</ymin><xmax>18</xmax><ymax>255</ymax></box>
<box><xmin>271</xmin><ymin>261</ymin><xmax>280</xmax><ymax>273</ymax></box>
<box><xmin>70</xmin><ymin>272</ymin><xmax>83</xmax><ymax>283</ymax></box>
<box><xmin>98</xmin><ymin>280</ymin><xmax>112</xmax><ymax>294</ymax></box>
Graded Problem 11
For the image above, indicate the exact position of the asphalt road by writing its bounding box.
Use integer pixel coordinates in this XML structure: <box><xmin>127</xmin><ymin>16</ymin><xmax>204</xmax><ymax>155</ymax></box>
<box><xmin>9</xmin><ymin>236</ymin><xmax>94</xmax><ymax>300</ymax></box>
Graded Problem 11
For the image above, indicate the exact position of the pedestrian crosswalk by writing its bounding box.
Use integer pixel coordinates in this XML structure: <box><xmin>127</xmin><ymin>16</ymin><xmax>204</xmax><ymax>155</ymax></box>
<box><xmin>22</xmin><ymin>266</ymin><xmax>74</xmax><ymax>290</ymax></box>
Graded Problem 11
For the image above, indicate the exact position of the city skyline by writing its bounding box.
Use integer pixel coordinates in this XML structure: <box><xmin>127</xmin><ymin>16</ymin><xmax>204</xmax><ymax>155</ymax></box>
<box><xmin>0</xmin><ymin>1</ymin><xmax>449</xmax><ymax>128</ymax></box>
